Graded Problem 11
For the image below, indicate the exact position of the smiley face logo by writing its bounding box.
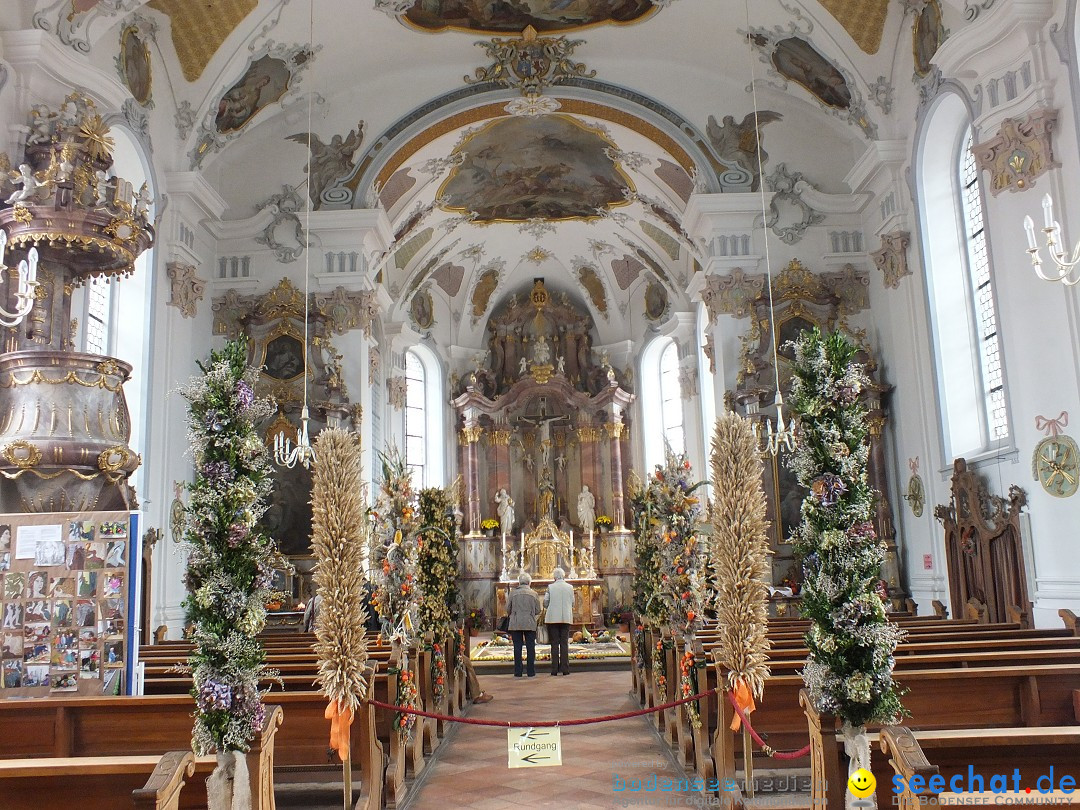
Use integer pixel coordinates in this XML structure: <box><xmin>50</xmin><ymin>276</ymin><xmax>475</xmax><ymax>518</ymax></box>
<box><xmin>848</xmin><ymin>768</ymin><xmax>876</xmax><ymax>799</ymax></box>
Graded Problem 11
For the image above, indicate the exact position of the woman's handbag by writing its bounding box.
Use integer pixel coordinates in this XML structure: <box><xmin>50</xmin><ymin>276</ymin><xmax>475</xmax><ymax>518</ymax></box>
<box><xmin>498</xmin><ymin>613</ymin><xmax>510</xmax><ymax>632</ymax></box>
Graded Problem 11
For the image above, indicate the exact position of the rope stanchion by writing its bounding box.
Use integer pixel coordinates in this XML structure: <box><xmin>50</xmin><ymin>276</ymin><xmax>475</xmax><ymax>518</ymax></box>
<box><xmin>367</xmin><ymin>687</ymin><xmax>717</xmax><ymax>728</ymax></box>
<box><xmin>726</xmin><ymin>690</ymin><xmax>811</xmax><ymax>760</ymax></box>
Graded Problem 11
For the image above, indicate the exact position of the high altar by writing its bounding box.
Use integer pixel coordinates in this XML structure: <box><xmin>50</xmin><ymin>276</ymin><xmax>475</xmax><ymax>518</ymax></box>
<box><xmin>493</xmin><ymin>518</ymin><xmax>603</xmax><ymax>626</ymax></box>
<box><xmin>454</xmin><ymin>280</ymin><xmax>635</xmax><ymax>624</ymax></box>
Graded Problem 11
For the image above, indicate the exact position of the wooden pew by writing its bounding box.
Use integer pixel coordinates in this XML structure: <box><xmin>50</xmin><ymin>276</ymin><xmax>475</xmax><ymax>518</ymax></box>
<box><xmin>879</xmin><ymin>725</ymin><xmax>1080</xmax><ymax>810</ymax></box>
<box><xmin>0</xmin><ymin>752</ymin><xmax>213</xmax><ymax>810</ymax></box>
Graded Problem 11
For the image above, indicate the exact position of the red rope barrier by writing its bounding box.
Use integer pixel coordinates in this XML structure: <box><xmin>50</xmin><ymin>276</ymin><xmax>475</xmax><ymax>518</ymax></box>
<box><xmin>726</xmin><ymin>691</ymin><xmax>811</xmax><ymax>760</ymax></box>
<box><xmin>368</xmin><ymin>687</ymin><xmax>717</xmax><ymax>727</ymax></box>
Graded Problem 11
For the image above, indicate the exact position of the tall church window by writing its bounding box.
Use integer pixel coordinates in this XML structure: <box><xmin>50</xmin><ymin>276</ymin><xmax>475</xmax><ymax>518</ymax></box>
<box><xmin>958</xmin><ymin>131</ymin><xmax>1009</xmax><ymax>441</ymax></box>
<box><xmin>402</xmin><ymin>344</ymin><xmax>445</xmax><ymax>487</ymax></box>
<box><xmin>642</xmin><ymin>336</ymin><xmax>685</xmax><ymax>469</ymax></box>
<box><xmin>660</xmin><ymin>340</ymin><xmax>685</xmax><ymax>456</ymax></box>
<box><xmin>404</xmin><ymin>350</ymin><xmax>426</xmax><ymax>486</ymax></box>
<box><xmin>918</xmin><ymin>93</ymin><xmax>1011</xmax><ymax>459</ymax></box>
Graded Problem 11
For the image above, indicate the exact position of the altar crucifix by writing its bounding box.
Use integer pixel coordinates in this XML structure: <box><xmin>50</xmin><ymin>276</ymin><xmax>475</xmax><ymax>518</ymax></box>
<box><xmin>518</xmin><ymin>399</ymin><xmax>568</xmax><ymax>521</ymax></box>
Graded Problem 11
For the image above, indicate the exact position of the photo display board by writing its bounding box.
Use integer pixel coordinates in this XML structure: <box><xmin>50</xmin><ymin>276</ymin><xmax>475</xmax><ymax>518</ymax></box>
<box><xmin>0</xmin><ymin>511</ymin><xmax>140</xmax><ymax>698</ymax></box>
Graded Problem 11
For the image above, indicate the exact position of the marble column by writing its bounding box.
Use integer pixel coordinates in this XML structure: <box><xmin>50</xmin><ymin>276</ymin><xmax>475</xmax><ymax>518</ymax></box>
<box><xmin>606</xmin><ymin>419</ymin><xmax>627</xmax><ymax>531</ymax></box>
<box><xmin>460</xmin><ymin>423</ymin><xmax>484</xmax><ymax>535</ymax></box>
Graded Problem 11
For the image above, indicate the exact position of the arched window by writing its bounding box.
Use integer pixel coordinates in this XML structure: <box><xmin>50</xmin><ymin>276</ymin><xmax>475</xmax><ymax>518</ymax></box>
<box><xmin>403</xmin><ymin>345</ymin><xmax>445</xmax><ymax>487</ymax></box>
<box><xmin>917</xmin><ymin>93</ymin><xmax>1010</xmax><ymax>459</ymax></box>
<box><xmin>404</xmin><ymin>350</ymin><xmax>426</xmax><ymax>484</ymax></box>
<box><xmin>958</xmin><ymin>131</ymin><xmax>1008</xmax><ymax>441</ymax></box>
<box><xmin>659</xmin><ymin>341</ymin><xmax>685</xmax><ymax>455</ymax></box>
<box><xmin>640</xmin><ymin>336</ymin><xmax>685</xmax><ymax>469</ymax></box>
<box><xmin>84</xmin><ymin>277</ymin><xmax>113</xmax><ymax>355</ymax></box>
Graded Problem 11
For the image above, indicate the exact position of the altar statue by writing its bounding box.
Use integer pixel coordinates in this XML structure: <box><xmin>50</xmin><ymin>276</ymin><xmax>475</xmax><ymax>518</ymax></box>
<box><xmin>495</xmin><ymin>488</ymin><xmax>515</xmax><ymax>535</ymax></box>
<box><xmin>577</xmin><ymin>485</ymin><xmax>596</xmax><ymax>530</ymax></box>
<box><xmin>533</xmin><ymin>334</ymin><xmax>551</xmax><ymax>365</ymax></box>
<box><xmin>537</xmin><ymin>467</ymin><xmax>555</xmax><ymax>520</ymax></box>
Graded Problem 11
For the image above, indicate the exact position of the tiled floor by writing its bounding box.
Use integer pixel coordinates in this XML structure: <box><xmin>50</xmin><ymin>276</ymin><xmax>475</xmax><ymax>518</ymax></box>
<box><xmin>406</xmin><ymin>667</ymin><xmax>697</xmax><ymax>809</ymax></box>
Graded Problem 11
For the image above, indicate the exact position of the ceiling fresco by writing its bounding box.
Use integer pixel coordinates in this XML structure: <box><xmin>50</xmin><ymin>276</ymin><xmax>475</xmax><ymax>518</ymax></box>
<box><xmin>438</xmin><ymin>114</ymin><xmax>633</xmax><ymax>222</ymax></box>
<box><xmin>393</xmin><ymin>0</ymin><xmax>658</xmax><ymax>35</ymax></box>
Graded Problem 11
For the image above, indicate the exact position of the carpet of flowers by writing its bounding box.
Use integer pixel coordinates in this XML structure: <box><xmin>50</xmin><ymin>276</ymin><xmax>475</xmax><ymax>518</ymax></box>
<box><xmin>178</xmin><ymin>338</ymin><xmax>281</xmax><ymax>755</ymax></box>
<box><xmin>787</xmin><ymin>328</ymin><xmax>905</xmax><ymax>727</ymax></box>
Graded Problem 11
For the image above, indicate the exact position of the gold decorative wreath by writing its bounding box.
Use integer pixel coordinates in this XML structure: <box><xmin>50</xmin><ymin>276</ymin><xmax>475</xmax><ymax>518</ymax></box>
<box><xmin>98</xmin><ymin>446</ymin><xmax>131</xmax><ymax>473</ymax></box>
<box><xmin>2</xmin><ymin>440</ymin><xmax>42</xmax><ymax>469</ymax></box>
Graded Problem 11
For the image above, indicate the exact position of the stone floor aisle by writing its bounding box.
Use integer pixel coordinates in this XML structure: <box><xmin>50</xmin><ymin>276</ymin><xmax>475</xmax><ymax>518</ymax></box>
<box><xmin>405</xmin><ymin>667</ymin><xmax>697</xmax><ymax>809</ymax></box>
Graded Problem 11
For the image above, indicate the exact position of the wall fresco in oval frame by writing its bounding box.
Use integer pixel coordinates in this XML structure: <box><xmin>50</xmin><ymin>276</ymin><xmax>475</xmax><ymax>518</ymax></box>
<box><xmin>215</xmin><ymin>53</ymin><xmax>297</xmax><ymax>134</ymax></box>
<box><xmin>119</xmin><ymin>25</ymin><xmax>152</xmax><ymax>107</ymax></box>
<box><xmin>913</xmin><ymin>0</ymin><xmax>945</xmax><ymax>78</ymax></box>
<box><xmin>409</xmin><ymin>288</ymin><xmax>435</xmax><ymax>330</ymax></box>
<box><xmin>766</xmin><ymin>35</ymin><xmax>852</xmax><ymax>110</ymax></box>
<box><xmin>438</xmin><ymin>114</ymin><xmax>634</xmax><ymax>222</ymax></box>
<box><xmin>396</xmin><ymin>0</ymin><xmax>658</xmax><ymax>35</ymax></box>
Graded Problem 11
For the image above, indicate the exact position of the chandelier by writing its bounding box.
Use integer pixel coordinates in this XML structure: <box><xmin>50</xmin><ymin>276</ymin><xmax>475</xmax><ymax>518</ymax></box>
<box><xmin>0</xmin><ymin>232</ymin><xmax>39</xmax><ymax>328</ymax></box>
<box><xmin>274</xmin><ymin>0</ymin><xmax>317</xmax><ymax>469</ymax></box>
<box><xmin>743</xmin><ymin>1</ymin><xmax>796</xmax><ymax>457</ymax></box>
<box><xmin>1023</xmin><ymin>193</ymin><xmax>1080</xmax><ymax>286</ymax></box>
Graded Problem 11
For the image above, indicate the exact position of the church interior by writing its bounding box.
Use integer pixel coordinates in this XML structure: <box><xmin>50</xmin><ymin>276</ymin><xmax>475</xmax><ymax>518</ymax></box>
<box><xmin>0</xmin><ymin>0</ymin><xmax>1079</xmax><ymax>808</ymax></box>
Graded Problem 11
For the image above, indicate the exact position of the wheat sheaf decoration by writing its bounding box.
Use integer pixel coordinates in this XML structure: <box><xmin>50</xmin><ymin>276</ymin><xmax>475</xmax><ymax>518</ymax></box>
<box><xmin>310</xmin><ymin>428</ymin><xmax>370</xmax><ymax>761</ymax></box>
<box><xmin>709</xmin><ymin>412</ymin><xmax>771</xmax><ymax>727</ymax></box>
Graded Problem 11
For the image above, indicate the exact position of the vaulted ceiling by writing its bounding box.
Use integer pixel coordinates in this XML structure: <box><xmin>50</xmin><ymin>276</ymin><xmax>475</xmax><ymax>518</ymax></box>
<box><xmin>16</xmin><ymin>0</ymin><xmax>967</xmax><ymax>345</ymax></box>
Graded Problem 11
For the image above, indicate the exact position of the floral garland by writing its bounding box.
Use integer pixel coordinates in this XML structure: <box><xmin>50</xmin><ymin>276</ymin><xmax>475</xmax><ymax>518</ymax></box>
<box><xmin>371</xmin><ymin>449</ymin><xmax>419</xmax><ymax>642</ymax></box>
<box><xmin>454</xmin><ymin>627</ymin><xmax>467</xmax><ymax>676</ymax></box>
<box><xmin>652</xmin><ymin>638</ymin><xmax>670</xmax><ymax>697</ymax></box>
<box><xmin>392</xmin><ymin>663</ymin><xmax>419</xmax><ymax>742</ymax></box>
<box><xmin>651</xmin><ymin>454</ymin><xmax>706</xmax><ymax>636</ymax></box>
<box><xmin>629</xmin><ymin>473</ymin><xmax>665</xmax><ymax>627</ymax></box>
<box><xmin>679</xmin><ymin>650</ymin><xmax>701</xmax><ymax>730</ymax></box>
<box><xmin>429</xmin><ymin>642</ymin><xmax>447</xmax><ymax>706</ymax></box>
<box><xmin>416</xmin><ymin>487</ymin><xmax>457</xmax><ymax>642</ymax></box>
<box><xmin>179</xmin><ymin>338</ymin><xmax>280</xmax><ymax>756</ymax></box>
<box><xmin>633</xmin><ymin>625</ymin><xmax>646</xmax><ymax>671</ymax></box>
<box><xmin>787</xmin><ymin>328</ymin><xmax>905</xmax><ymax>727</ymax></box>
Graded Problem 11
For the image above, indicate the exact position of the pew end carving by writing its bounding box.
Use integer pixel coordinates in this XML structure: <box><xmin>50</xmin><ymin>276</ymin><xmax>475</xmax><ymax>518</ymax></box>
<box><xmin>131</xmin><ymin>751</ymin><xmax>197</xmax><ymax>810</ymax></box>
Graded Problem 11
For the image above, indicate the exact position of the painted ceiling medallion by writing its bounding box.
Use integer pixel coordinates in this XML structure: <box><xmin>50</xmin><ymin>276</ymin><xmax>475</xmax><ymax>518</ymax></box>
<box><xmin>465</xmin><ymin>25</ymin><xmax>595</xmax><ymax>98</ymax></box>
<box><xmin>438</xmin><ymin>114</ymin><xmax>633</xmax><ymax>222</ymax></box>
<box><xmin>379</xmin><ymin>0</ymin><xmax>661</xmax><ymax>35</ymax></box>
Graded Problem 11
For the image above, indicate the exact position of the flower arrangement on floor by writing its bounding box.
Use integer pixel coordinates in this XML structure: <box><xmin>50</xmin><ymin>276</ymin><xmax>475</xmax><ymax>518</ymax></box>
<box><xmin>787</xmin><ymin>328</ymin><xmax>905</xmax><ymax>799</ymax></box>
<box><xmin>371</xmin><ymin>449</ymin><xmax>419</xmax><ymax>643</ymax></box>
<box><xmin>651</xmin><ymin>453</ymin><xmax>706</xmax><ymax>638</ymax></box>
<box><xmin>309</xmin><ymin>427</ymin><xmax>369</xmax><ymax>763</ymax></box>
<box><xmin>178</xmin><ymin>337</ymin><xmax>280</xmax><ymax>808</ymax></box>
<box><xmin>466</xmin><ymin>606</ymin><xmax>487</xmax><ymax>631</ymax></box>
<box><xmin>679</xmin><ymin>650</ymin><xmax>701</xmax><ymax>730</ymax></box>
<box><xmin>709</xmin><ymin>411</ymin><xmax>771</xmax><ymax>726</ymax></box>
<box><xmin>416</xmin><ymin>487</ymin><xmax>457</xmax><ymax>642</ymax></box>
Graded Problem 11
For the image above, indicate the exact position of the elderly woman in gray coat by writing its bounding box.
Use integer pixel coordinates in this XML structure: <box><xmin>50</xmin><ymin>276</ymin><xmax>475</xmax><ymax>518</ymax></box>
<box><xmin>506</xmin><ymin>572</ymin><xmax>542</xmax><ymax>677</ymax></box>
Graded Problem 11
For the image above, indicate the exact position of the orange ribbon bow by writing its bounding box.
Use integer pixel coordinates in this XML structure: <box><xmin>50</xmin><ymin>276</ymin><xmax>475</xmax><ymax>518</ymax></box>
<box><xmin>325</xmin><ymin>699</ymin><xmax>354</xmax><ymax>762</ymax></box>
<box><xmin>728</xmin><ymin>678</ymin><xmax>757</xmax><ymax>732</ymax></box>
